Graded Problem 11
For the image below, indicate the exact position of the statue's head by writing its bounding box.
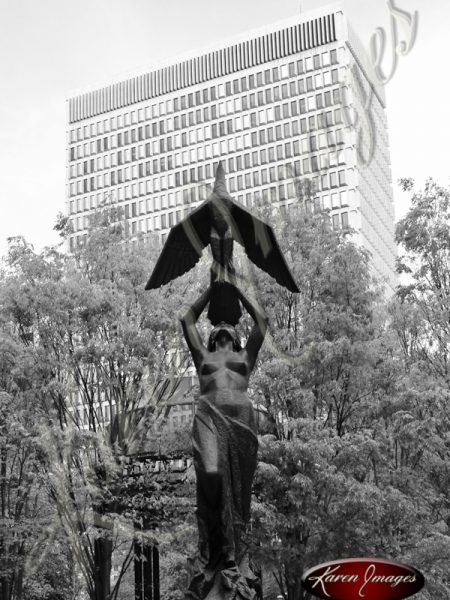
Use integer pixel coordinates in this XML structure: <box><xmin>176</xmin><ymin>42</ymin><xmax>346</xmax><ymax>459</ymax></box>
<box><xmin>208</xmin><ymin>322</ymin><xmax>242</xmax><ymax>353</ymax></box>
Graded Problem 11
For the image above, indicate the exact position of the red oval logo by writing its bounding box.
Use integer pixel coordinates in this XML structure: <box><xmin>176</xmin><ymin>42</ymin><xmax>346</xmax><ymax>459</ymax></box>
<box><xmin>301</xmin><ymin>558</ymin><xmax>425</xmax><ymax>600</ymax></box>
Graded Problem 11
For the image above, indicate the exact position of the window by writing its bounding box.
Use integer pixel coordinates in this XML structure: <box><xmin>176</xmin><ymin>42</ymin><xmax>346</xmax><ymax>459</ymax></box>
<box><xmin>332</xmin><ymin>214</ymin><xmax>340</xmax><ymax>230</ymax></box>
<box><xmin>330</xmin><ymin>172</ymin><xmax>338</xmax><ymax>188</ymax></box>
<box><xmin>341</xmin><ymin>212</ymin><xmax>349</xmax><ymax>228</ymax></box>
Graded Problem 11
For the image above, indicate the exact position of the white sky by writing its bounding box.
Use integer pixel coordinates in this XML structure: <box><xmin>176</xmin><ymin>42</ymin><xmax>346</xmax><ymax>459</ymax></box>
<box><xmin>0</xmin><ymin>0</ymin><xmax>448</xmax><ymax>257</ymax></box>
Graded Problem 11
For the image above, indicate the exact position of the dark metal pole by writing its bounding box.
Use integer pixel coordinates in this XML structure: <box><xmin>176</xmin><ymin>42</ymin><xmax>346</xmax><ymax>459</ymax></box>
<box><xmin>143</xmin><ymin>543</ymin><xmax>153</xmax><ymax>600</ymax></box>
<box><xmin>134</xmin><ymin>522</ymin><xmax>143</xmax><ymax>600</ymax></box>
<box><xmin>153</xmin><ymin>546</ymin><xmax>160</xmax><ymax>600</ymax></box>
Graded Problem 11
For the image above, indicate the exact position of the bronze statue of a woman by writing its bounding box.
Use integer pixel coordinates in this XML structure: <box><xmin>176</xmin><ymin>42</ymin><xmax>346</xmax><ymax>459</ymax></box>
<box><xmin>180</xmin><ymin>283</ymin><xmax>267</xmax><ymax>600</ymax></box>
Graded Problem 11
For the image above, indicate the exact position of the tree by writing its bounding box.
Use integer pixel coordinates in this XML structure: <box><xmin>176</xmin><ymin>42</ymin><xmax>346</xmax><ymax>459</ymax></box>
<box><xmin>389</xmin><ymin>178</ymin><xmax>450</xmax><ymax>597</ymax></box>
<box><xmin>395</xmin><ymin>177</ymin><xmax>450</xmax><ymax>382</ymax></box>
<box><xmin>246</xmin><ymin>196</ymin><xmax>436</xmax><ymax>599</ymax></box>
<box><xmin>0</xmin><ymin>206</ymin><xmax>203</xmax><ymax>600</ymax></box>
<box><xmin>0</xmin><ymin>325</ymin><xmax>47</xmax><ymax>600</ymax></box>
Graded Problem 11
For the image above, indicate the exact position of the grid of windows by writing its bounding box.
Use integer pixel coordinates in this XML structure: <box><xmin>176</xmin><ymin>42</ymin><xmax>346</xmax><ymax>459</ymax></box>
<box><xmin>68</xmin><ymin>51</ymin><xmax>347</xmax><ymax>238</ymax></box>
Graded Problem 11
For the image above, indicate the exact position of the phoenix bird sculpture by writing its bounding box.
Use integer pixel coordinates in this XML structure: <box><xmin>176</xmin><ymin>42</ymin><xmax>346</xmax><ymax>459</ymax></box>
<box><xmin>146</xmin><ymin>162</ymin><xmax>299</xmax><ymax>324</ymax></box>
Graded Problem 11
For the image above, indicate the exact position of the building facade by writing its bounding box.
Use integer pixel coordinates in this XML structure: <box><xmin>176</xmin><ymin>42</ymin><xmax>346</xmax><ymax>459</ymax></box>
<box><xmin>66</xmin><ymin>3</ymin><xmax>397</xmax><ymax>289</ymax></box>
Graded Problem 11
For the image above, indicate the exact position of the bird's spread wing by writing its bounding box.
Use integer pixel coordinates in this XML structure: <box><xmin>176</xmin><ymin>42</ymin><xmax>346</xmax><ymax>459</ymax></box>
<box><xmin>145</xmin><ymin>202</ymin><xmax>211</xmax><ymax>289</ymax></box>
<box><xmin>229</xmin><ymin>202</ymin><xmax>300</xmax><ymax>293</ymax></box>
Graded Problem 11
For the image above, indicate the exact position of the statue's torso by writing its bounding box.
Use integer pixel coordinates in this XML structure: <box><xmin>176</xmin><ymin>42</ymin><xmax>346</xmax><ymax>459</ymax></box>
<box><xmin>198</xmin><ymin>349</ymin><xmax>250</xmax><ymax>395</ymax></box>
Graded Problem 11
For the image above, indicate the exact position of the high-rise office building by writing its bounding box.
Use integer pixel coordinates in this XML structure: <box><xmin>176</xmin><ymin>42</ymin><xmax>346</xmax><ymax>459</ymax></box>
<box><xmin>66</xmin><ymin>3</ymin><xmax>396</xmax><ymax>288</ymax></box>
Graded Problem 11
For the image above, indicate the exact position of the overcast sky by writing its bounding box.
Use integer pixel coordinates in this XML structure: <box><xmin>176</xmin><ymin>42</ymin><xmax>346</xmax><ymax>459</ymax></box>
<box><xmin>0</xmin><ymin>0</ymin><xmax>447</xmax><ymax>256</ymax></box>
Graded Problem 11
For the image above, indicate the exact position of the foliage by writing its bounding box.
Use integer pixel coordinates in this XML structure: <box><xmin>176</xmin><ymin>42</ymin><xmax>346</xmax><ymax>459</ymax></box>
<box><xmin>247</xmin><ymin>189</ymin><xmax>450</xmax><ymax>599</ymax></box>
<box><xmin>0</xmin><ymin>207</ymin><xmax>200</xmax><ymax>600</ymax></box>
<box><xmin>0</xmin><ymin>326</ymin><xmax>47</xmax><ymax>600</ymax></box>
<box><xmin>2</xmin><ymin>177</ymin><xmax>450</xmax><ymax>600</ymax></box>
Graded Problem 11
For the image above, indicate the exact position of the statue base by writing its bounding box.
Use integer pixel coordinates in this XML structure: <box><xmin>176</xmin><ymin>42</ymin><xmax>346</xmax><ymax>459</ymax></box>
<box><xmin>186</xmin><ymin>556</ymin><xmax>260</xmax><ymax>600</ymax></box>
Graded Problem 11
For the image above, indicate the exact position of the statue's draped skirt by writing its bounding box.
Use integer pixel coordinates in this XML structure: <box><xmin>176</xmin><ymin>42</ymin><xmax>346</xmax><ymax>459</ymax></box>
<box><xmin>188</xmin><ymin>389</ymin><xmax>258</xmax><ymax>599</ymax></box>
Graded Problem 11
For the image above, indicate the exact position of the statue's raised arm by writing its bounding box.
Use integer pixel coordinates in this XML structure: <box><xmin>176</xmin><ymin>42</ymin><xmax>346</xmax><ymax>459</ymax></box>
<box><xmin>235</xmin><ymin>285</ymin><xmax>268</xmax><ymax>372</ymax></box>
<box><xmin>179</xmin><ymin>286</ymin><xmax>212</xmax><ymax>371</ymax></box>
